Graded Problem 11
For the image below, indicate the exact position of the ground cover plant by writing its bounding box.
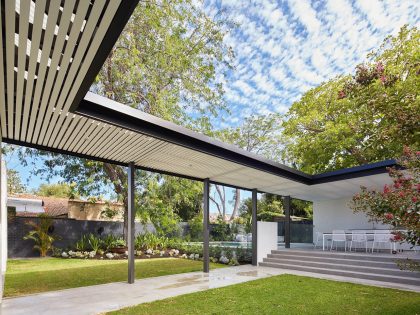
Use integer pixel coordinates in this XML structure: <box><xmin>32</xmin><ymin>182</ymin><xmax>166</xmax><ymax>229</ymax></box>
<box><xmin>108</xmin><ymin>274</ymin><xmax>420</xmax><ymax>315</ymax></box>
<box><xmin>4</xmin><ymin>258</ymin><xmax>224</xmax><ymax>297</ymax></box>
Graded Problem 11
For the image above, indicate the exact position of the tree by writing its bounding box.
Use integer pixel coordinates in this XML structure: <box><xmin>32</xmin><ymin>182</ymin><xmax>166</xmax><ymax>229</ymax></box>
<box><xmin>35</xmin><ymin>182</ymin><xmax>78</xmax><ymax>199</ymax></box>
<box><xmin>211</xmin><ymin>114</ymin><xmax>283</xmax><ymax>221</ymax></box>
<box><xmin>282</xmin><ymin>26</ymin><xmax>420</xmax><ymax>174</ymax></box>
<box><xmin>350</xmin><ymin>147</ymin><xmax>419</xmax><ymax>270</ymax></box>
<box><xmin>13</xmin><ymin>1</ymin><xmax>234</xmax><ymax>240</ymax></box>
<box><xmin>7</xmin><ymin>169</ymin><xmax>26</xmax><ymax>195</ymax></box>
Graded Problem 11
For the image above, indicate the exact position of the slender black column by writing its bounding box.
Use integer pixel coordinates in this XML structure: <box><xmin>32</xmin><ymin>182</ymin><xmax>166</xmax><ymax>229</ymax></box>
<box><xmin>252</xmin><ymin>189</ymin><xmax>258</xmax><ymax>266</ymax></box>
<box><xmin>127</xmin><ymin>162</ymin><xmax>135</xmax><ymax>283</ymax></box>
<box><xmin>203</xmin><ymin>178</ymin><xmax>210</xmax><ymax>273</ymax></box>
<box><xmin>284</xmin><ymin>195</ymin><xmax>291</xmax><ymax>249</ymax></box>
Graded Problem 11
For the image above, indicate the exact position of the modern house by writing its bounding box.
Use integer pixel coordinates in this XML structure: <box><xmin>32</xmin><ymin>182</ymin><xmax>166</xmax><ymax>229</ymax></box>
<box><xmin>0</xmin><ymin>0</ymin><xmax>418</xmax><ymax>302</ymax></box>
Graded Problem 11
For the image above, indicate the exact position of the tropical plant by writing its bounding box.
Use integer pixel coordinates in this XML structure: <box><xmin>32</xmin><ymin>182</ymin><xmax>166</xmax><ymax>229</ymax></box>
<box><xmin>87</xmin><ymin>234</ymin><xmax>102</xmax><ymax>252</ymax></box>
<box><xmin>75</xmin><ymin>234</ymin><xmax>90</xmax><ymax>251</ymax></box>
<box><xmin>23</xmin><ymin>214</ymin><xmax>56</xmax><ymax>257</ymax></box>
<box><xmin>135</xmin><ymin>232</ymin><xmax>169</xmax><ymax>250</ymax></box>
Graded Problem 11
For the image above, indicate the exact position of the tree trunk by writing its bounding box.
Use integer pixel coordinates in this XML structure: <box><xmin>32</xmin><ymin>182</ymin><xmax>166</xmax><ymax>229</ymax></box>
<box><xmin>230</xmin><ymin>188</ymin><xmax>240</xmax><ymax>221</ymax></box>
<box><xmin>123</xmin><ymin>196</ymin><xmax>128</xmax><ymax>242</ymax></box>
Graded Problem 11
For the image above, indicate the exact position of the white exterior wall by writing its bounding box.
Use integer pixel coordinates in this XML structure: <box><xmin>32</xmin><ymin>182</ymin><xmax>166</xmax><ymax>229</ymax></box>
<box><xmin>313</xmin><ymin>197</ymin><xmax>389</xmax><ymax>236</ymax></box>
<box><xmin>0</xmin><ymin>159</ymin><xmax>6</xmax><ymax>302</ymax></box>
<box><xmin>257</xmin><ymin>221</ymin><xmax>277</xmax><ymax>263</ymax></box>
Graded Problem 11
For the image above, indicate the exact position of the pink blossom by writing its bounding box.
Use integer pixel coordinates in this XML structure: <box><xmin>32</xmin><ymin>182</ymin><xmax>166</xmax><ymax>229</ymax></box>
<box><xmin>385</xmin><ymin>213</ymin><xmax>394</xmax><ymax>220</ymax></box>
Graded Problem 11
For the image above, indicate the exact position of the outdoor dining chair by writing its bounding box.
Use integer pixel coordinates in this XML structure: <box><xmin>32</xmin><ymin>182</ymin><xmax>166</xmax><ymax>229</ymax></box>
<box><xmin>349</xmin><ymin>230</ymin><xmax>368</xmax><ymax>252</ymax></box>
<box><xmin>330</xmin><ymin>230</ymin><xmax>347</xmax><ymax>251</ymax></box>
<box><xmin>372</xmin><ymin>231</ymin><xmax>393</xmax><ymax>253</ymax></box>
<box><xmin>314</xmin><ymin>231</ymin><xmax>323</xmax><ymax>249</ymax></box>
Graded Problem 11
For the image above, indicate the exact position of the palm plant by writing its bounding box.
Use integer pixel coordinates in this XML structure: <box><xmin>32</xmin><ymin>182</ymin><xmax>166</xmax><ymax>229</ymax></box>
<box><xmin>23</xmin><ymin>214</ymin><xmax>56</xmax><ymax>257</ymax></box>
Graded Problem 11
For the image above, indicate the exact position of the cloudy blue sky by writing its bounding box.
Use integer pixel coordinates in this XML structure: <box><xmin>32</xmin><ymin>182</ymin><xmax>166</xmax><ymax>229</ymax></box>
<box><xmin>206</xmin><ymin>0</ymin><xmax>420</xmax><ymax>127</ymax></box>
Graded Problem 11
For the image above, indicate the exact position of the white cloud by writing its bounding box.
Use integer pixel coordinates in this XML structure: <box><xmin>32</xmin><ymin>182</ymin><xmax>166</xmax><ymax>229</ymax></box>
<box><xmin>205</xmin><ymin>0</ymin><xmax>420</xmax><ymax>127</ymax></box>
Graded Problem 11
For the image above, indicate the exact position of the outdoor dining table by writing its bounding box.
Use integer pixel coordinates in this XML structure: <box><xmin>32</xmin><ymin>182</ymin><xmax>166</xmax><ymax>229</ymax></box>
<box><xmin>322</xmin><ymin>232</ymin><xmax>397</xmax><ymax>251</ymax></box>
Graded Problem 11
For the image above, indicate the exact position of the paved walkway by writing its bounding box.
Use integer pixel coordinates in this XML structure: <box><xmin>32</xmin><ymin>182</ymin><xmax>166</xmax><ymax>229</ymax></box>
<box><xmin>1</xmin><ymin>265</ymin><xmax>419</xmax><ymax>315</ymax></box>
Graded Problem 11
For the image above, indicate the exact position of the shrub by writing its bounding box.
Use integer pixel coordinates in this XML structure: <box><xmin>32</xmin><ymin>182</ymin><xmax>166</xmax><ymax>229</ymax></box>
<box><xmin>101</xmin><ymin>234</ymin><xmax>125</xmax><ymax>250</ymax></box>
<box><xmin>135</xmin><ymin>232</ymin><xmax>170</xmax><ymax>250</ymax></box>
<box><xmin>187</xmin><ymin>213</ymin><xmax>203</xmax><ymax>241</ymax></box>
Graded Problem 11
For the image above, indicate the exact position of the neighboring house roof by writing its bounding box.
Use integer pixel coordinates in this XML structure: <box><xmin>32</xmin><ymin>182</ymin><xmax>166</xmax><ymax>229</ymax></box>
<box><xmin>8</xmin><ymin>194</ymin><xmax>69</xmax><ymax>218</ymax></box>
<box><xmin>8</xmin><ymin>194</ymin><xmax>123</xmax><ymax>218</ymax></box>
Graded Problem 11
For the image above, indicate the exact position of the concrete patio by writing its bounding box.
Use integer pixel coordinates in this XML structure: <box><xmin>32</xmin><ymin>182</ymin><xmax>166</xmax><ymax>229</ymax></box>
<box><xmin>2</xmin><ymin>264</ymin><xmax>419</xmax><ymax>315</ymax></box>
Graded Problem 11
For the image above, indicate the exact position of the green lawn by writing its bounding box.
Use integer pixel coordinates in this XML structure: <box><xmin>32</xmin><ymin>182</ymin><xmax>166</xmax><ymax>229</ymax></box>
<box><xmin>109</xmin><ymin>274</ymin><xmax>420</xmax><ymax>315</ymax></box>
<box><xmin>5</xmin><ymin>258</ymin><xmax>223</xmax><ymax>298</ymax></box>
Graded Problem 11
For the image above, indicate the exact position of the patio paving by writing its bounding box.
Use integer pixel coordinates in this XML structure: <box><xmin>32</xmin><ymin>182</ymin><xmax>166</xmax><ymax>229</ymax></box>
<box><xmin>1</xmin><ymin>264</ymin><xmax>419</xmax><ymax>315</ymax></box>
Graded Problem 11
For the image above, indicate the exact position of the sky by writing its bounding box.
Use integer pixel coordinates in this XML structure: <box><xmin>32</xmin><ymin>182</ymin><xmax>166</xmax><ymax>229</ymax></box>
<box><xmin>7</xmin><ymin>0</ymin><xmax>420</xmax><ymax>214</ymax></box>
<box><xmin>207</xmin><ymin>0</ymin><xmax>420</xmax><ymax>127</ymax></box>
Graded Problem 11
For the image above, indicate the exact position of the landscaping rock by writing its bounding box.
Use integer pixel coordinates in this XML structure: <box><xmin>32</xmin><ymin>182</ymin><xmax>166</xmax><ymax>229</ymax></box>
<box><xmin>219</xmin><ymin>256</ymin><xmax>229</xmax><ymax>264</ymax></box>
<box><xmin>106</xmin><ymin>253</ymin><xmax>114</xmax><ymax>259</ymax></box>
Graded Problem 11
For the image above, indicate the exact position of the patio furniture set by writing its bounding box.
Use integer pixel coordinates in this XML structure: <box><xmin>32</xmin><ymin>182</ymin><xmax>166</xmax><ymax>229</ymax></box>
<box><xmin>314</xmin><ymin>230</ymin><xmax>401</xmax><ymax>253</ymax></box>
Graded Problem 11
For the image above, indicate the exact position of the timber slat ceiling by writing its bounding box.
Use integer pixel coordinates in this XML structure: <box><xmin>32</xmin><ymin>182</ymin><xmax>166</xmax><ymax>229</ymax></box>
<box><xmin>0</xmin><ymin>0</ymin><xmax>121</xmax><ymax>143</ymax></box>
<box><xmin>0</xmin><ymin>0</ymin><xmax>393</xmax><ymax>201</ymax></box>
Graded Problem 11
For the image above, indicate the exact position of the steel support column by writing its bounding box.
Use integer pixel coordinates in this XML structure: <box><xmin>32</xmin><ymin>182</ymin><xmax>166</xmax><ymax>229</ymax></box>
<box><xmin>127</xmin><ymin>162</ymin><xmax>135</xmax><ymax>283</ymax></box>
<box><xmin>252</xmin><ymin>189</ymin><xmax>258</xmax><ymax>266</ymax></box>
<box><xmin>203</xmin><ymin>178</ymin><xmax>210</xmax><ymax>273</ymax></box>
<box><xmin>284</xmin><ymin>195</ymin><xmax>291</xmax><ymax>249</ymax></box>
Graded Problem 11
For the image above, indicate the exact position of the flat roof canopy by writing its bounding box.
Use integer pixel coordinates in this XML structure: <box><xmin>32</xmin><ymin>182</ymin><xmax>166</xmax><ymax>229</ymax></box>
<box><xmin>1</xmin><ymin>0</ymin><xmax>395</xmax><ymax>201</ymax></box>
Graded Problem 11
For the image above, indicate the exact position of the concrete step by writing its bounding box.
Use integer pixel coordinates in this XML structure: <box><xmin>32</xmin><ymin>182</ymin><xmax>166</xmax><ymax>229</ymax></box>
<box><xmin>259</xmin><ymin>261</ymin><xmax>420</xmax><ymax>286</ymax></box>
<box><xmin>262</xmin><ymin>257</ymin><xmax>420</xmax><ymax>278</ymax></box>
<box><xmin>267</xmin><ymin>253</ymin><xmax>404</xmax><ymax>269</ymax></box>
<box><xmin>271</xmin><ymin>249</ymin><xmax>420</xmax><ymax>263</ymax></box>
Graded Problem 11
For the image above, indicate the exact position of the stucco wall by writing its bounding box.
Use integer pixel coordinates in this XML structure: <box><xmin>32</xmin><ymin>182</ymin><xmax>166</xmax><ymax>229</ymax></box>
<box><xmin>68</xmin><ymin>200</ymin><xmax>124</xmax><ymax>221</ymax></box>
<box><xmin>313</xmin><ymin>197</ymin><xmax>389</xmax><ymax>236</ymax></box>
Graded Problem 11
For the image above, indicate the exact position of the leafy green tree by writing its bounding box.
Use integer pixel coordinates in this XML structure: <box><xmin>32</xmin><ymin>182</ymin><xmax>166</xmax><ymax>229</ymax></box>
<box><xmin>283</xmin><ymin>26</ymin><xmax>420</xmax><ymax>173</ymax></box>
<box><xmin>7</xmin><ymin>169</ymin><xmax>26</xmax><ymax>195</ymax></box>
<box><xmin>211</xmin><ymin>114</ymin><xmax>283</xmax><ymax>221</ymax></box>
<box><xmin>155</xmin><ymin>176</ymin><xmax>203</xmax><ymax>221</ymax></box>
<box><xmin>11</xmin><ymin>1</ymin><xmax>234</xmax><ymax>240</ymax></box>
<box><xmin>35</xmin><ymin>182</ymin><xmax>79</xmax><ymax>199</ymax></box>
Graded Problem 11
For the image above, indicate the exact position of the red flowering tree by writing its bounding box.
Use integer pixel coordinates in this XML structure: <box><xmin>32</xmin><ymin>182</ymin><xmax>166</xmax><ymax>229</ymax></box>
<box><xmin>351</xmin><ymin>147</ymin><xmax>420</xmax><ymax>252</ymax></box>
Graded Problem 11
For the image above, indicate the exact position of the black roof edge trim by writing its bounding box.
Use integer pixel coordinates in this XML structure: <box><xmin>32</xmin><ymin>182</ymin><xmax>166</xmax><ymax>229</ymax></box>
<box><xmin>311</xmin><ymin>159</ymin><xmax>396</xmax><ymax>184</ymax></box>
<box><xmin>76</xmin><ymin>92</ymin><xmax>312</xmax><ymax>184</ymax></box>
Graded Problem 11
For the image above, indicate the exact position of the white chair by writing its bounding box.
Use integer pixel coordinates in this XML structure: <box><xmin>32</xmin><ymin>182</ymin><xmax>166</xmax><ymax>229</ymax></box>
<box><xmin>314</xmin><ymin>231</ymin><xmax>323</xmax><ymax>249</ymax></box>
<box><xmin>372</xmin><ymin>231</ymin><xmax>393</xmax><ymax>253</ymax></box>
<box><xmin>349</xmin><ymin>231</ymin><xmax>368</xmax><ymax>252</ymax></box>
<box><xmin>330</xmin><ymin>230</ymin><xmax>347</xmax><ymax>251</ymax></box>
